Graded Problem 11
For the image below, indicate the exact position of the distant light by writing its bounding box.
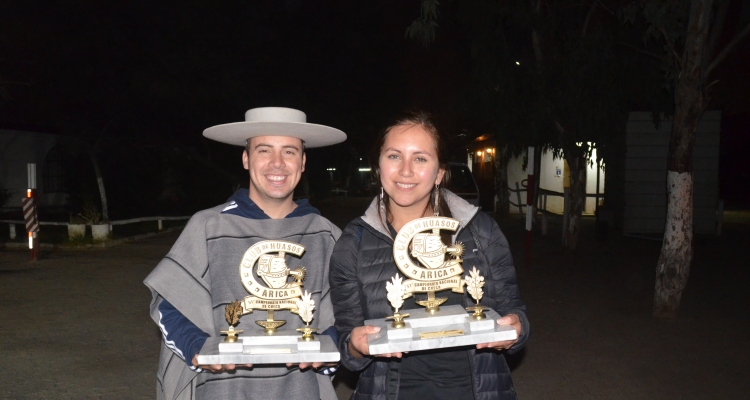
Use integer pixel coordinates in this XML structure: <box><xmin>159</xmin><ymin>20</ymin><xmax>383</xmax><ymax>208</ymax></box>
<box><xmin>515</xmin><ymin>61</ymin><xmax>520</xmax><ymax>65</ymax></box>
<box><xmin>27</xmin><ymin>189</ymin><xmax>32</xmax><ymax>198</ymax></box>
<box><xmin>28</xmin><ymin>232</ymin><xmax>33</xmax><ymax>249</ymax></box>
<box><xmin>360</xmin><ymin>158</ymin><xmax>363</xmax><ymax>161</ymax></box>
<box><xmin>486</xmin><ymin>148</ymin><xmax>493</xmax><ymax>154</ymax></box>
<box><xmin>477</xmin><ymin>151</ymin><xmax>483</xmax><ymax>156</ymax></box>
<box><xmin>326</xmin><ymin>168</ymin><xmax>336</xmax><ymax>171</ymax></box>
<box><xmin>358</xmin><ymin>168</ymin><xmax>371</xmax><ymax>172</ymax></box>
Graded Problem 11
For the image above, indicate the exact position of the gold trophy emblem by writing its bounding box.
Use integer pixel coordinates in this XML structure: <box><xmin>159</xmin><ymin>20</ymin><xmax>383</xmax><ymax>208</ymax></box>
<box><xmin>391</xmin><ymin>217</ymin><xmax>466</xmax><ymax>315</ymax></box>
<box><xmin>237</xmin><ymin>240</ymin><xmax>307</xmax><ymax>334</ymax></box>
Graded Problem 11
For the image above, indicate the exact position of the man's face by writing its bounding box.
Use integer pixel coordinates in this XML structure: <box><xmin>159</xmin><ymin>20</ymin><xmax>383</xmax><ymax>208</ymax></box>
<box><xmin>243</xmin><ymin>135</ymin><xmax>305</xmax><ymax>205</ymax></box>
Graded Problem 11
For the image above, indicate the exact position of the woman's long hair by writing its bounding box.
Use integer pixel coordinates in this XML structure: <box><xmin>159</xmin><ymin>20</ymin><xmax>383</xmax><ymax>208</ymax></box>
<box><xmin>371</xmin><ymin>111</ymin><xmax>452</xmax><ymax>236</ymax></box>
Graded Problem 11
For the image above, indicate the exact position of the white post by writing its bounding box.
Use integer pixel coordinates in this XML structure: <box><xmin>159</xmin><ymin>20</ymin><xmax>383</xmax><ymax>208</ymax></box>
<box><xmin>563</xmin><ymin>187</ymin><xmax>570</xmax><ymax>243</ymax></box>
<box><xmin>27</xmin><ymin>163</ymin><xmax>37</xmax><ymax>189</ymax></box>
<box><xmin>9</xmin><ymin>224</ymin><xmax>16</xmax><ymax>240</ymax></box>
<box><xmin>158</xmin><ymin>219</ymin><xmax>163</xmax><ymax>231</ymax></box>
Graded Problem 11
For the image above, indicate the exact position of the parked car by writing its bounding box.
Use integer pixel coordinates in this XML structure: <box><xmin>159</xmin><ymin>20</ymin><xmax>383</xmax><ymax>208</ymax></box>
<box><xmin>445</xmin><ymin>162</ymin><xmax>480</xmax><ymax>208</ymax></box>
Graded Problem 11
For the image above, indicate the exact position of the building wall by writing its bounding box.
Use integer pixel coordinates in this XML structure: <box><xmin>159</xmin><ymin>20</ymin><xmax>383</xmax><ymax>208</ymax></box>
<box><xmin>624</xmin><ymin>111</ymin><xmax>720</xmax><ymax>234</ymax></box>
<box><xmin>0</xmin><ymin>130</ymin><xmax>65</xmax><ymax>209</ymax></box>
<box><xmin>507</xmin><ymin>148</ymin><xmax>605</xmax><ymax>214</ymax></box>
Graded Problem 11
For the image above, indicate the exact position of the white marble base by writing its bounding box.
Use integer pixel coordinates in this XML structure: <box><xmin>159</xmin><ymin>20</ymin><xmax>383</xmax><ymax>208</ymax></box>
<box><xmin>218</xmin><ymin>341</ymin><xmax>243</xmax><ymax>353</ymax></box>
<box><xmin>365</xmin><ymin>305</ymin><xmax>517</xmax><ymax>355</ymax></box>
<box><xmin>468</xmin><ymin>317</ymin><xmax>495</xmax><ymax>332</ymax></box>
<box><xmin>196</xmin><ymin>334</ymin><xmax>339</xmax><ymax>365</ymax></box>
<box><xmin>387</xmin><ymin>327</ymin><xmax>413</xmax><ymax>340</ymax></box>
<box><xmin>297</xmin><ymin>338</ymin><xmax>321</xmax><ymax>351</ymax></box>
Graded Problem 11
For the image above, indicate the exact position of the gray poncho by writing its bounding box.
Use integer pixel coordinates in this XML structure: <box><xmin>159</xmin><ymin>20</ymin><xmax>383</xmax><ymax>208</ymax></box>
<box><xmin>144</xmin><ymin>203</ymin><xmax>341</xmax><ymax>400</ymax></box>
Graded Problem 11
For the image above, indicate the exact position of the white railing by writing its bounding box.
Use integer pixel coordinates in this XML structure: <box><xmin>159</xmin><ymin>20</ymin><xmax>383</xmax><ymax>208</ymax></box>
<box><xmin>2</xmin><ymin>216</ymin><xmax>190</xmax><ymax>240</ymax></box>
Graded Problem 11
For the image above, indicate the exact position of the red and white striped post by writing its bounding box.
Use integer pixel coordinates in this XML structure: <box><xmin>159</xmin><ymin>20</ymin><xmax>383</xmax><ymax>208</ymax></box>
<box><xmin>23</xmin><ymin>163</ymin><xmax>39</xmax><ymax>261</ymax></box>
<box><xmin>524</xmin><ymin>147</ymin><xmax>535</xmax><ymax>269</ymax></box>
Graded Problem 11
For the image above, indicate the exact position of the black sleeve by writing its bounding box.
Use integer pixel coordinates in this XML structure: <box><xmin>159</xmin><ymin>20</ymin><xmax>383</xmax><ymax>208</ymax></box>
<box><xmin>329</xmin><ymin>223</ymin><xmax>373</xmax><ymax>372</ymax></box>
<box><xmin>478</xmin><ymin>214</ymin><xmax>531</xmax><ymax>353</ymax></box>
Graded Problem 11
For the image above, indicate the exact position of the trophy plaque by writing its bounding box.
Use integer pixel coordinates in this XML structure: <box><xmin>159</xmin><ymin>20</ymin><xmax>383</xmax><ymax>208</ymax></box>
<box><xmin>365</xmin><ymin>217</ymin><xmax>518</xmax><ymax>354</ymax></box>
<box><xmin>196</xmin><ymin>240</ymin><xmax>340</xmax><ymax>365</ymax></box>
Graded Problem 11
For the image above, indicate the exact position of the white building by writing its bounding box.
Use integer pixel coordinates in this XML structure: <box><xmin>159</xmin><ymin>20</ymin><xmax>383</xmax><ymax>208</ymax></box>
<box><xmin>0</xmin><ymin>130</ymin><xmax>68</xmax><ymax>210</ymax></box>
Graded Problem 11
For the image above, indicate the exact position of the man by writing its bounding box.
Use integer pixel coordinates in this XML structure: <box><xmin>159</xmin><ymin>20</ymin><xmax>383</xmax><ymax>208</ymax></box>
<box><xmin>144</xmin><ymin>107</ymin><xmax>346</xmax><ymax>400</ymax></box>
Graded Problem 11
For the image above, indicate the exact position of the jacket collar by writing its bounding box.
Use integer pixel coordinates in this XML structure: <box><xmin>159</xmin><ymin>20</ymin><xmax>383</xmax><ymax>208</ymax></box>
<box><xmin>360</xmin><ymin>189</ymin><xmax>479</xmax><ymax>239</ymax></box>
<box><xmin>221</xmin><ymin>188</ymin><xmax>320</xmax><ymax>219</ymax></box>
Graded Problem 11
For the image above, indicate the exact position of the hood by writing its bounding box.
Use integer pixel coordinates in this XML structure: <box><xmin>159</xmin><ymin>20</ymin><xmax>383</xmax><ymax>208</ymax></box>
<box><xmin>360</xmin><ymin>189</ymin><xmax>480</xmax><ymax>239</ymax></box>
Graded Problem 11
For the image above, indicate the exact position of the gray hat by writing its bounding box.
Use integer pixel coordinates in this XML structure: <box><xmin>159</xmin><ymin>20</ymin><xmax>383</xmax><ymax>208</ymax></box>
<box><xmin>203</xmin><ymin>107</ymin><xmax>346</xmax><ymax>148</ymax></box>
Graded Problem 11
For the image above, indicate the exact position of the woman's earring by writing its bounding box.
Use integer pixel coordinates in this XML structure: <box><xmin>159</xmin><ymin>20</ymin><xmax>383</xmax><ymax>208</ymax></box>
<box><xmin>433</xmin><ymin>185</ymin><xmax>440</xmax><ymax>216</ymax></box>
<box><xmin>380</xmin><ymin>187</ymin><xmax>385</xmax><ymax>214</ymax></box>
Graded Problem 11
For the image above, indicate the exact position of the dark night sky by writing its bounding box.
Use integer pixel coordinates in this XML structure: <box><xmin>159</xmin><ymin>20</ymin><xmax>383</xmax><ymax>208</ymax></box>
<box><xmin>1</xmin><ymin>1</ymin><xmax>748</xmax><ymax>211</ymax></box>
<box><xmin>2</xmin><ymin>1</ymin><xmax>748</xmax><ymax>141</ymax></box>
<box><xmin>0</xmin><ymin>0</ymin><xmax>474</xmax><ymax>151</ymax></box>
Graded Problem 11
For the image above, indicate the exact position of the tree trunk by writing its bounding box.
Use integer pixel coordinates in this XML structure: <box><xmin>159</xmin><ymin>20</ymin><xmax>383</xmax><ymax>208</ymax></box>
<box><xmin>653</xmin><ymin>0</ymin><xmax>713</xmax><ymax>318</ymax></box>
<box><xmin>494</xmin><ymin>146</ymin><xmax>510</xmax><ymax>218</ymax></box>
<box><xmin>89</xmin><ymin>152</ymin><xmax>109</xmax><ymax>223</ymax></box>
<box><xmin>563</xmin><ymin>154</ymin><xmax>587</xmax><ymax>250</ymax></box>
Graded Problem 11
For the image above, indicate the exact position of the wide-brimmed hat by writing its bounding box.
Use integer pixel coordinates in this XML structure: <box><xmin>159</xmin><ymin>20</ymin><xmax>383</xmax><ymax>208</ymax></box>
<box><xmin>203</xmin><ymin>107</ymin><xmax>346</xmax><ymax>148</ymax></box>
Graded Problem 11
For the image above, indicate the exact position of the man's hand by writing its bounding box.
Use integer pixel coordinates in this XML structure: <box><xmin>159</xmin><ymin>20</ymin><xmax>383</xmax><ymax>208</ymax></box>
<box><xmin>349</xmin><ymin>326</ymin><xmax>403</xmax><ymax>359</ymax></box>
<box><xmin>475</xmin><ymin>313</ymin><xmax>522</xmax><ymax>351</ymax></box>
<box><xmin>192</xmin><ymin>354</ymin><xmax>252</xmax><ymax>373</ymax></box>
<box><xmin>287</xmin><ymin>362</ymin><xmax>339</xmax><ymax>370</ymax></box>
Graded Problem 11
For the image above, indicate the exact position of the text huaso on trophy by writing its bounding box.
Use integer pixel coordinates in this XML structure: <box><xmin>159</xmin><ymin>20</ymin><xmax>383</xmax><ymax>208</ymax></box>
<box><xmin>196</xmin><ymin>240</ymin><xmax>340</xmax><ymax>365</ymax></box>
<box><xmin>364</xmin><ymin>217</ymin><xmax>518</xmax><ymax>354</ymax></box>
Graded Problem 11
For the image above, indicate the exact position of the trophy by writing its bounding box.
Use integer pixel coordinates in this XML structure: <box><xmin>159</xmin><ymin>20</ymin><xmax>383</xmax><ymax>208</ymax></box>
<box><xmin>365</xmin><ymin>217</ymin><xmax>518</xmax><ymax>354</ymax></box>
<box><xmin>196</xmin><ymin>240</ymin><xmax>340</xmax><ymax>365</ymax></box>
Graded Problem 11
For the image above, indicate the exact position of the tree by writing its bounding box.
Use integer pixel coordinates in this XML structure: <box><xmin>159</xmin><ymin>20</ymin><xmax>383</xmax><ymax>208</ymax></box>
<box><xmin>623</xmin><ymin>0</ymin><xmax>750</xmax><ymax>318</ymax></box>
<box><xmin>408</xmin><ymin>0</ymin><xmax>634</xmax><ymax>249</ymax></box>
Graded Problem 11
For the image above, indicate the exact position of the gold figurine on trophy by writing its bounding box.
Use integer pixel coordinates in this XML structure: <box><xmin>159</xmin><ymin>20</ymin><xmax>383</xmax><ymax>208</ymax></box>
<box><xmin>295</xmin><ymin>290</ymin><xmax>317</xmax><ymax>341</ymax></box>
<box><xmin>385</xmin><ymin>275</ymin><xmax>409</xmax><ymax>328</ymax></box>
<box><xmin>464</xmin><ymin>267</ymin><xmax>488</xmax><ymax>320</ymax></box>
<box><xmin>221</xmin><ymin>300</ymin><xmax>245</xmax><ymax>342</ymax></box>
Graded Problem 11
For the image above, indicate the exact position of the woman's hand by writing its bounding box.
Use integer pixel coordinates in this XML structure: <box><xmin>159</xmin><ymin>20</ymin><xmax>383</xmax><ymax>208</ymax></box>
<box><xmin>349</xmin><ymin>325</ymin><xmax>403</xmax><ymax>359</ymax></box>
<box><xmin>475</xmin><ymin>313</ymin><xmax>522</xmax><ymax>351</ymax></box>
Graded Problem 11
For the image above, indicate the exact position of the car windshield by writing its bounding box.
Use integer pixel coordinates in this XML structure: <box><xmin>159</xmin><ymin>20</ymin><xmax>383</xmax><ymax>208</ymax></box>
<box><xmin>448</xmin><ymin>165</ymin><xmax>477</xmax><ymax>193</ymax></box>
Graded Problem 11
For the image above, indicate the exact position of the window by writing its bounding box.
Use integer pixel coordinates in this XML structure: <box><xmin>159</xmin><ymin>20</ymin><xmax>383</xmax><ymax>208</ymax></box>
<box><xmin>43</xmin><ymin>145</ymin><xmax>68</xmax><ymax>193</ymax></box>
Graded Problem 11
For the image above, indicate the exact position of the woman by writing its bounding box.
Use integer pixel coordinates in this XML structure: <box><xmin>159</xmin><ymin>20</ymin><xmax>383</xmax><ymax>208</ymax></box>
<box><xmin>329</xmin><ymin>112</ymin><xmax>530</xmax><ymax>400</ymax></box>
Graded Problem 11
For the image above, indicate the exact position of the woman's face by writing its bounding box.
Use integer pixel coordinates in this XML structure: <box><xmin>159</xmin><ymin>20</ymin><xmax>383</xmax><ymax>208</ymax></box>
<box><xmin>379</xmin><ymin>124</ymin><xmax>445</xmax><ymax>215</ymax></box>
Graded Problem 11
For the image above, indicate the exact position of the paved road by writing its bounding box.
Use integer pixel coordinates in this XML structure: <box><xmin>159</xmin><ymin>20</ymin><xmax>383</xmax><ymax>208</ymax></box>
<box><xmin>1</xmin><ymin>199</ymin><xmax>748</xmax><ymax>399</ymax></box>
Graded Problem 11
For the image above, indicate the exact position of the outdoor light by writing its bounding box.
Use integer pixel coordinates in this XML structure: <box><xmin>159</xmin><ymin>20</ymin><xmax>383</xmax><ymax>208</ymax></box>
<box><xmin>477</xmin><ymin>151</ymin><xmax>483</xmax><ymax>156</ymax></box>
<box><xmin>486</xmin><ymin>148</ymin><xmax>493</xmax><ymax>154</ymax></box>
<box><xmin>515</xmin><ymin>61</ymin><xmax>520</xmax><ymax>65</ymax></box>
<box><xmin>358</xmin><ymin>167</ymin><xmax>371</xmax><ymax>172</ymax></box>
<box><xmin>27</xmin><ymin>189</ymin><xmax>31</xmax><ymax>198</ymax></box>
<box><xmin>28</xmin><ymin>232</ymin><xmax>33</xmax><ymax>249</ymax></box>
<box><xmin>326</xmin><ymin>167</ymin><xmax>336</xmax><ymax>171</ymax></box>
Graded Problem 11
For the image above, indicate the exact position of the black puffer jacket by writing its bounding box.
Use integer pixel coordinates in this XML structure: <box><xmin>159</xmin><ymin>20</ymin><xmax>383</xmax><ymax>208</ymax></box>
<box><xmin>329</xmin><ymin>190</ymin><xmax>530</xmax><ymax>400</ymax></box>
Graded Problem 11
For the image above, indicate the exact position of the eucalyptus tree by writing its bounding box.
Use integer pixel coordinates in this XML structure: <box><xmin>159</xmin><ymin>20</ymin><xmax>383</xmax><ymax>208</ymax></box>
<box><xmin>409</xmin><ymin>0</ymin><xmax>634</xmax><ymax>249</ymax></box>
<box><xmin>622</xmin><ymin>0</ymin><xmax>750</xmax><ymax>318</ymax></box>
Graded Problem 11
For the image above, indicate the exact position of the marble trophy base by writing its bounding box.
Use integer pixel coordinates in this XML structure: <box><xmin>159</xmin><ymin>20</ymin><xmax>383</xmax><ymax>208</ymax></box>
<box><xmin>196</xmin><ymin>328</ymin><xmax>340</xmax><ymax>365</ymax></box>
<box><xmin>365</xmin><ymin>305</ymin><xmax>517</xmax><ymax>354</ymax></box>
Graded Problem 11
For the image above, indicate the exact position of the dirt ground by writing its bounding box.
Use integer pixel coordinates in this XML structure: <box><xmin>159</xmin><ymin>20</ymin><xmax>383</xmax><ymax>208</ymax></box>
<box><xmin>1</xmin><ymin>197</ymin><xmax>747</xmax><ymax>399</ymax></box>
